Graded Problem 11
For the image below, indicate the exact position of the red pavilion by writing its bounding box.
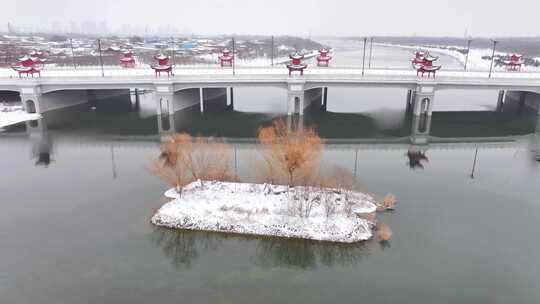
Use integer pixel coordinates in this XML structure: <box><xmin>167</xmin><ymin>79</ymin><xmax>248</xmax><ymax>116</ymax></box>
<box><xmin>316</xmin><ymin>48</ymin><xmax>332</xmax><ymax>67</ymax></box>
<box><xmin>287</xmin><ymin>52</ymin><xmax>307</xmax><ymax>76</ymax></box>
<box><xmin>504</xmin><ymin>53</ymin><xmax>523</xmax><ymax>71</ymax></box>
<box><xmin>151</xmin><ymin>53</ymin><xmax>173</xmax><ymax>77</ymax></box>
<box><xmin>11</xmin><ymin>54</ymin><xmax>46</xmax><ymax>77</ymax></box>
<box><xmin>119</xmin><ymin>50</ymin><xmax>135</xmax><ymax>68</ymax></box>
<box><xmin>218</xmin><ymin>49</ymin><xmax>233</xmax><ymax>67</ymax></box>
<box><xmin>29</xmin><ymin>50</ymin><xmax>44</xmax><ymax>58</ymax></box>
<box><xmin>411</xmin><ymin>50</ymin><xmax>441</xmax><ymax>78</ymax></box>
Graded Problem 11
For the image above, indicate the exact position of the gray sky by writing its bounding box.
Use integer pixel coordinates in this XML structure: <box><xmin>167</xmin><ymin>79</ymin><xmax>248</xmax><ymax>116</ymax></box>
<box><xmin>4</xmin><ymin>0</ymin><xmax>539</xmax><ymax>36</ymax></box>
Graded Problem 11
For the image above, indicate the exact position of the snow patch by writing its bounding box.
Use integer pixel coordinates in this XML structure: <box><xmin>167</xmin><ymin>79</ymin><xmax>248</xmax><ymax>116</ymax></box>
<box><xmin>0</xmin><ymin>108</ymin><xmax>41</xmax><ymax>129</ymax></box>
<box><xmin>152</xmin><ymin>181</ymin><xmax>378</xmax><ymax>243</ymax></box>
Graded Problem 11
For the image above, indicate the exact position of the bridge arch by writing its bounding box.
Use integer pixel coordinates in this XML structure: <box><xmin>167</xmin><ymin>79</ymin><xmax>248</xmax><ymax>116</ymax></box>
<box><xmin>25</xmin><ymin>99</ymin><xmax>37</xmax><ymax>113</ymax></box>
<box><xmin>160</xmin><ymin>113</ymin><xmax>170</xmax><ymax>132</ymax></box>
<box><xmin>172</xmin><ymin>82</ymin><xmax>287</xmax><ymax>93</ymax></box>
<box><xmin>0</xmin><ymin>90</ymin><xmax>21</xmax><ymax>103</ymax></box>
<box><xmin>435</xmin><ymin>86</ymin><xmax>540</xmax><ymax>96</ymax></box>
<box><xmin>421</xmin><ymin>97</ymin><xmax>430</xmax><ymax>113</ymax></box>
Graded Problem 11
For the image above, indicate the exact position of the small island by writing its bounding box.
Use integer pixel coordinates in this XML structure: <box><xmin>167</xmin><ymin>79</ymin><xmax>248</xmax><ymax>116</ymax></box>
<box><xmin>151</xmin><ymin>120</ymin><xmax>394</xmax><ymax>243</ymax></box>
<box><xmin>152</xmin><ymin>180</ymin><xmax>377</xmax><ymax>243</ymax></box>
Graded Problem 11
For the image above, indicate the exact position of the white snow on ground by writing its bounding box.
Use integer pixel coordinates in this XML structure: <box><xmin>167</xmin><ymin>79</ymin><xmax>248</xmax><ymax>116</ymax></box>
<box><xmin>152</xmin><ymin>180</ymin><xmax>378</xmax><ymax>243</ymax></box>
<box><xmin>0</xmin><ymin>108</ymin><xmax>41</xmax><ymax>129</ymax></box>
<box><xmin>383</xmin><ymin>43</ymin><xmax>540</xmax><ymax>72</ymax></box>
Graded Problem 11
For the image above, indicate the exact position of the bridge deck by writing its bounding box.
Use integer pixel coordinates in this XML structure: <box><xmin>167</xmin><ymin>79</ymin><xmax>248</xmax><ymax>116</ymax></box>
<box><xmin>1</xmin><ymin>66</ymin><xmax>540</xmax><ymax>92</ymax></box>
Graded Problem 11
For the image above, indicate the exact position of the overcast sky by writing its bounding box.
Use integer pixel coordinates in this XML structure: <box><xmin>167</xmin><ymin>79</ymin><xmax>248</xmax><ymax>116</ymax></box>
<box><xmin>4</xmin><ymin>0</ymin><xmax>539</xmax><ymax>37</ymax></box>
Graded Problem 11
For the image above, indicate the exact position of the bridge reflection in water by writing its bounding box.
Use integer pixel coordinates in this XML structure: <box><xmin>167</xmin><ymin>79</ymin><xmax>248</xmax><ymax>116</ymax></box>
<box><xmin>10</xmin><ymin>99</ymin><xmax>540</xmax><ymax>176</ymax></box>
<box><xmin>2</xmin><ymin>84</ymin><xmax>539</xmax><ymax>171</ymax></box>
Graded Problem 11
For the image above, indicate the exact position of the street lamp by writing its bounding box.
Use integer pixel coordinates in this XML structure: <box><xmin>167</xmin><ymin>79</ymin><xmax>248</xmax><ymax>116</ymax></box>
<box><xmin>97</xmin><ymin>38</ymin><xmax>104</xmax><ymax>77</ymax></box>
<box><xmin>170</xmin><ymin>37</ymin><xmax>175</xmax><ymax>66</ymax></box>
<box><xmin>368</xmin><ymin>37</ymin><xmax>374</xmax><ymax>69</ymax></box>
<box><xmin>271</xmin><ymin>35</ymin><xmax>274</xmax><ymax>66</ymax></box>
<box><xmin>361</xmin><ymin>37</ymin><xmax>367</xmax><ymax>76</ymax></box>
<box><xmin>70</xmin><ymin>38</ymin><xmax>77</xmax><ymax>69</ymax></box>
<box><xmin>464</xmin><ymin>39</ymin><xmax>472</xmax><ymax>71</ymax></box>
<box><xmin>488</xmin><ymin>39</ymin><xmax>498</xmax><ymax>78</ymax></box>
<box><xmin>232</xmin><ymin>37</ymin><xmax>236</xmax><ymax>76</ymax></box>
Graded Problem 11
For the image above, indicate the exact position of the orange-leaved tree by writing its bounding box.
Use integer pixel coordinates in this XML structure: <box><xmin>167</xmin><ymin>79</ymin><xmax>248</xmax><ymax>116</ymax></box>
<box><xmin>257</xmin><ymin>119</ymin><xmax>324</xmax><ymax>186</ymax></box>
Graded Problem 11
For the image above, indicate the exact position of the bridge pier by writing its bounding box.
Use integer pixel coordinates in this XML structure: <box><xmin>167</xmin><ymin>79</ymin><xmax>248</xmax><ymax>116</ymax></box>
<box><xmin>405</xmin><ymin>89</ymin><xmax>414</xmax><ymax>114</ymax></box>
<box><xmin>536</xmin><ymin>112</ymin><xmax>540</xmax><ymax>134</ymax></box>
<box><xmin>157</xmin><ymin>113</ymin><xmax>175</xmax><ymax>136</ymax></box>
<box><xmin>20</xmin><ymin>86</ymin><xmax>43</xmax><ymax>114</ymax></box>
<box><xmin>287</xmin><ymin>80</ymin><xmax>305</xmax><ymax>116</ymax></box>
<box><xmin>409</xmin><ymin>86</ymin><xmax>435</xmax><ymax>145</ymax></box>
<box><xmin>321</xmin><ymin>87</ymin><xmax>328</xmax><ymax>111</ymax></box>
<box><xmin>226</xmin><ymin>87</ymin><xmax>234</xmax><ymax>110</ymax></box>
<box><xmin>496</xmin><ymin>90</ymin><xmax>506</xmax><ymax>112</ymax></box>
<box><xmin>131</xmin><ymin>88</ymin><xmax>141</xmax><ymax>111</ymax></box>
<box><xmin>155</xmin><ymin>86</ymin><xmax>174</xmax><ymax>116</ymax></box>
<box><xmin>411</xmin><ymin>87</ymin><xmax>435</xmax><ymax>117</ymax></box>
<box><xmin>199</xmin><ymin>88</ymin><xmax>204</xmax><ymax>113</ymax></box>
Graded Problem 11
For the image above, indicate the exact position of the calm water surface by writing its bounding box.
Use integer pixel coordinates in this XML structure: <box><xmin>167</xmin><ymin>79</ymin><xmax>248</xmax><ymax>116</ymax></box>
<box><xmin>1</xmin><ymin>44</ymin><xmax>540</xmax><ymax>304</ymax></box>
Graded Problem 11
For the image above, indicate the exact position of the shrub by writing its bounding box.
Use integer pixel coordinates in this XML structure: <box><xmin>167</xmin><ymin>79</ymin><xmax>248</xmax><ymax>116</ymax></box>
<box><xmin>377</xmin><ymin>194</ymin><xmax>396</xmax><ymax>211</ymax></box>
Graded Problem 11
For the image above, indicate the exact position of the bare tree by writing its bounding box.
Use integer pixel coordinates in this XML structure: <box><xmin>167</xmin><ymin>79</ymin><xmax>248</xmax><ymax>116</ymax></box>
<box><xmin>151</xmin><ymin>133</ymin><xmax>234</xmax><ymax>195</ymax></box>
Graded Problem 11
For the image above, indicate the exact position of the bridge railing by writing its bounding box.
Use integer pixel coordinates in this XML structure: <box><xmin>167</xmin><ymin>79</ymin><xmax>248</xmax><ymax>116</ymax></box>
<box><xmin>1</xmin><ymin>66</ymin><xmax>540</xmax><ymax>82</ymax></box>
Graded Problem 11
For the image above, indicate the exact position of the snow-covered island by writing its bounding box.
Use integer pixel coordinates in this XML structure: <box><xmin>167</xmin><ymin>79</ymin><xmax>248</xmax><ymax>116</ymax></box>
<box><xmin>151</xmin><ymin>180</ymin><xmax>378</xmax><ymax>243</ymax></box>
<box><xmin>0</xmin><ymin>105</ymin><xmax>41</xmax><ymax>129</ymax></box>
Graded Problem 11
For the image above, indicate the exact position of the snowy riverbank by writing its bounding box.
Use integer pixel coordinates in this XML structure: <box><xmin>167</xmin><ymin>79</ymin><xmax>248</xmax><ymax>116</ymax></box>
<box><xmin>0</xmin><ymin>107</ymin><xmax>41</xmax><ymax>129</ymax></box>
<box><xmin>381</xmin><ymin>42</ymin><xmax>540</xmax><ymax>72</ymax></box>
<box><xmin>151</xmin><ymin>181</ymin><xmax>378</xmax><ymax>243</ymax></box>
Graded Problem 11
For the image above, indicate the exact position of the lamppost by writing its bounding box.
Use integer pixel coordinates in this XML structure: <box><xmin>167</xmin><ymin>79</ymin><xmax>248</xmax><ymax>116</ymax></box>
<box><xmin>368</xmin><ymin>37</ymin><xmax>374</xmax><ymax>69</ymax></box>
<box><xmin>232</xmin><ymin>37</ymin><xmax>236</xmax><ymax>76</ymax></box>
<box><xmin>488</xmin><ymin>39</ymin><xmax>498</xmax><ymax>78</ymax></box>
<box><xmin>271</xmin><ymin>35</ymin><xmax>274</xmax><ymax>66</ymax></box>
<box><xmin>97</xmin><ymin>39</ymin><xmax>104</xmax><ymax>77</ymax></box>
<box><xmin>70</xmin><ymin>38</ymin><xmax>77</xmax><ymax>69</ymax></box>
<box><xmin>361</xmin><ymin>37</ymin><xmax>367</xmax><ymax>76</ymax></box>
<box><xmin>464</xmin><ymin>39</ymin><xmax>472</xmax><ymax>71</ymax></box>
<box><xmin>170</xmin><ymin>37</ymin><xmax>175</xmax><ymax>66</ymax></box>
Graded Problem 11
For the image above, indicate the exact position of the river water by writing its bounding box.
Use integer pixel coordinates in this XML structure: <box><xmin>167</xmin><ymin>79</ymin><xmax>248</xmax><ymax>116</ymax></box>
<box><xmin>1</xmin><ymin>42</ymin><xmax>540</xmax><ymax>304</ymax></box>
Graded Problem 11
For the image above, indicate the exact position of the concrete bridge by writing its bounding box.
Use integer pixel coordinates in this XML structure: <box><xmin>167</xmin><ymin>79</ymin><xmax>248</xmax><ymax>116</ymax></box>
<box><xmin>2</xmin><ymin>66</ymin><xmax>540</xmax><ymax>118</ymax></box>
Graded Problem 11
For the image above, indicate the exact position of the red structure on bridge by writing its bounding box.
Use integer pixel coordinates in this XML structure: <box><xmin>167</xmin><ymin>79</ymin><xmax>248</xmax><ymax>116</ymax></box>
<box><xmin>119</xmin><ymin>50</ymin><xmax>135</xmax><ymax>68</ymax></box>
<box><xmin>411</xmin><ymin>50</ymin><xmax>441</xmax><ymax>78</ymax></box>
<box><xmin>151</xmin><ymin>53</ymin><xmax>173</xmax><ymax>77</ymax></box>
<box><xmin>316</xmin><ymin>48</ymin><xmax>332</xmax><ymax>67</ymax></box>
<box><xmin>11</xmin><ymin>54</ymin><xmax>46</xmax><ymax>77</ymax></box>
<box><xmin>218</xmin><ymin>49</ymin><xmax>233</xmax><ymax>67</ymax></box>
<box><xmin>504</xmin><ymin>53</ymin><xmax>523</xmax><ymax>71</ymax></box>
<box><xmin>287</xmin><ymin>52</ymin><xmax>308</xmax><ymax>76</ymax></box>
<box><xmin>29</xmin><ymin>50</ymin><xmax>44</xmax><ymax>58</ymax></box>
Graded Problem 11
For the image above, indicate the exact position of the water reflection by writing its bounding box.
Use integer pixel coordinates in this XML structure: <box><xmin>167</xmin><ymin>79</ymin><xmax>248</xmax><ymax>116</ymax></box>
<box><xmin>406</xmin><ymin>148</ymin><xmax>429</xmax><ymax>170</ymax></box>
<box><xmin>27</xmin><ymin>119</ymin><xmax>54</xmax><ymax>167</ymax></box>
<box><xmin>151</xmin><ymin>227</ymin><xmax>225</xmax><ymax>268</ymax></box>
<box><xmin>151</xmin><ymin>227</ymin><xmax>370</xmax><ymax>270</ymax></box>
<box><xmin>254</xmin><ymin>237</ymin><xmax>370</xmax><ymax>269</ymax></box>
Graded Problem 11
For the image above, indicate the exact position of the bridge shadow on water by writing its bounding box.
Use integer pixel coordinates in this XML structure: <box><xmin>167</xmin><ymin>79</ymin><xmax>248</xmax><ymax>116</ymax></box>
<box><xmin>2</xmin><ymin>88</ymin><xmax>538</xmax><ymax>142</ymax></box>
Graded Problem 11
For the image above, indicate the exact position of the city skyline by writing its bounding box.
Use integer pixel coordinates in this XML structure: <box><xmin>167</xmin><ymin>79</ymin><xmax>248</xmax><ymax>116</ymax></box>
<box><xmin>3</xmin><ymin>0</ymin><xmax>540</xmax><ymax>37</ymax></box>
